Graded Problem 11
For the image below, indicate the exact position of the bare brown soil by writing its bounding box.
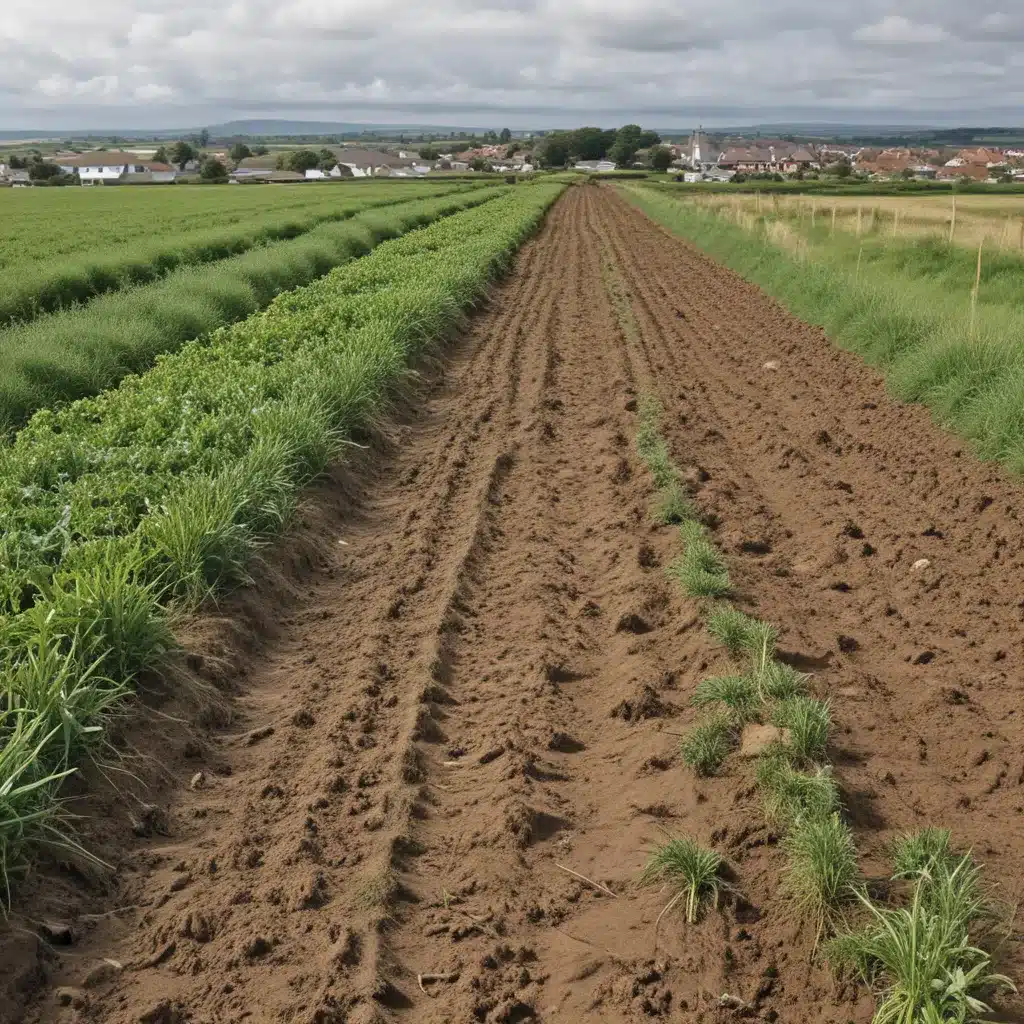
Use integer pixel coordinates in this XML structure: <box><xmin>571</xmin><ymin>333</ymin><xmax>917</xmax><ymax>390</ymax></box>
<box><xmin>8</xmin><ymin>184</ymin><xmax>1024</xmax><ymax>1023</ymax></box>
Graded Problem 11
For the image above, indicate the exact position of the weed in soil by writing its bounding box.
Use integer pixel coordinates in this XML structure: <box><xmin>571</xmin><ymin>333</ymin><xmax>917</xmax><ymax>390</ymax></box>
<box><xmin>680</xmin><ymin>716</ymin><xmax>733</xmax><ymax>777</ymax></box>
<box><xmin>756</xmin><ymin>659</ymin><xmax>810</xmax><ymax>701</ymax></box>
<box><xmin>707</xmin><ymin>606</ymin><xmax>778</xmax><ymax>669</ymax></box>
<box><xmin>782</xmin><ymin>812</ymin><xmax>858</xmax><ymax>932</ymax></box>
<box><xmin>670</xmin><ymin>522</ymin><xmax>731</xmax><ymax>598</ymax></box>
<box><xmin>640</xmin><ymin>834</ymin><xmax>725</xmax><ymax>924</ymax></box>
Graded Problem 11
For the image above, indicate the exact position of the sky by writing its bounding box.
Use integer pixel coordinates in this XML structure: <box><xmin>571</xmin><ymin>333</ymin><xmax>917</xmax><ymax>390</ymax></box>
<box><xmin>1</xmin><ymin>0</ymin><xmax>1022</xmax><ymax>131</ymax></box>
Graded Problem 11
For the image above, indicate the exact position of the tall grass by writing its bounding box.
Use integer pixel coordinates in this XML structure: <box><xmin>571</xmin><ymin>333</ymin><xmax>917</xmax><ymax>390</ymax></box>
<box><xmin>620</xmin><ymin>185</ymin><xmax>1024</xmax><ymax>474</ymax></box>
<box><xmin>0</xmin><ymin>188</ymin><xmax>500</xmax><ymax>432</ymax></box>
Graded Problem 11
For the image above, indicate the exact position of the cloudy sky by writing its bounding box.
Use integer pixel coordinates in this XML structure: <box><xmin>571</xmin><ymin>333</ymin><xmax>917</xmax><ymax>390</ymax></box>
<box><xmin>1</xmin><ymin>0</ymin><xmax>1021</xmax><ymax>131</ymax></box>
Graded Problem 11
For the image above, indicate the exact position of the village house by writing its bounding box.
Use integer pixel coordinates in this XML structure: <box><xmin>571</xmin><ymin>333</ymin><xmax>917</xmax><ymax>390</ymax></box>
<box><xmin>573</xmin><ymin>159</ymin><xmax>616</xmax><ymax>173</ymax></box>
<box><xmin>55</xmin><ymin>152</ymin><xmax>176</xmax><ymax>184</ymax></box>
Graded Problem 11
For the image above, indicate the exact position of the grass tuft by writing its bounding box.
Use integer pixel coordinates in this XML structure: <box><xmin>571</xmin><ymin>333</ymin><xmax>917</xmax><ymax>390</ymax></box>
<box><xmin>692</xmin><ymin>674</ymin><xmax>760</xmax><ymax>724</ymax></box>
<box><xmin>782</xmin><ymin>812</ymin><xmax>858</xmax><ymax>931</ymax></box>
<box><xmin>707</xmin><ymin>606</ymin><xmax>778</xmax><ymax>668</ymax></box>
<box><xmin>640</xmin><ymin>835</ymin><xmax>725</xmax><ymax>924</ymax></box>
<box><xmin>890</xmin><ymin>828</ymin><xmax>957</xmax><ymax>881</ymax></box>
<box><xmin>772</xmin><ymin>696</ymin><xmax>831</xmax><ymax>763</ymax></box>
<box><xmin>680</xmin><ymin>716</ymin><xmax>734</xmax><ymax>776</ymax></box>
<box><xmin>652</xmin><ymin>480</ymin><xmax>694</xmax><ymax>525</ymax></box>
<box><xmin>669</xmin><ymin>521</ymin><xmax>731</xmax><ymax>598</ymax></box>
<box><xmin>756</xmin><ymin>659</ymin><xmax>810</xmax><ymax>701</ymax></box>
<box><xmin>757</xmin><ymin>754</ymin><xmax>840</xmax><ymax>828</ymax></box>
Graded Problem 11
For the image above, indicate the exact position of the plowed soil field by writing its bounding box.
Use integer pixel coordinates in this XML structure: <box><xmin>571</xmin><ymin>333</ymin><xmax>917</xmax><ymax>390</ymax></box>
<box><xmin>10</xmin><ymin>184</ymin><xmax>1024</xmax><ymax>1023</ymax></box>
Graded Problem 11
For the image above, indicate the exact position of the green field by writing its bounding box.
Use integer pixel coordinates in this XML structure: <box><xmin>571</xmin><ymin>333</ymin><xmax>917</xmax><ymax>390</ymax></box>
<box><xmin>0</xmin><ymin>180</ymin><xmax>565</xmax><ymax>888</ymax></box>
<box><xmin>0</xmin><ymin>185</ymin><xmax>499</xmax><ymax>431</ymax></box>
<box><xmin>0</xmin><ymin>181</ymin><xmax>472</xmax><ymax>326</ymax></box>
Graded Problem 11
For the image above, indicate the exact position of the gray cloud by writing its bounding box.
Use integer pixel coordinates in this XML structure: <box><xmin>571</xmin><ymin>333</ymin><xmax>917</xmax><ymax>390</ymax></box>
<box><xmin>1</xmin><ymin>0</ymin><xmax>1020</xmax><ymax>129</ymax></box>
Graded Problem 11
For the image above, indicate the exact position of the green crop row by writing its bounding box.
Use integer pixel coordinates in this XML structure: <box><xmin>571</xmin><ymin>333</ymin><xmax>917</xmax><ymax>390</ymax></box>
<box><xmin>0</xmin><ymin>180</ymin><xmax>566</xmax><ymax>891</ymax></box>
<box><xmin>0</xmin><ymin>187</ymin><xmax>501</xmax><ymax>433</ymax></box>
<box><xmin>0</xmin><ymin>183</ymin><xmax>475</xmax><ymax>328</ymax></box>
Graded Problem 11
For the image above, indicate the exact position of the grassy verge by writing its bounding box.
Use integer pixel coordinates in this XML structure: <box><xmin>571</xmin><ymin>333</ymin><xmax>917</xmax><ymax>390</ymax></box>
<box><xmin>633</xmin><ymin>397</ymin><xmax>1014</xmax><ymax>1017</ymax></box>
<box><xmin>0</xmin><ymin>184</ymin><xmax>475</xmax><ymax>328</ymax></box>
<box><xmin>0</xmin><ymin>181</ymin><xmax>566</xmax><ymax>895</ymax></box>
<box><xmin>620</xmin><ymin>184</ymin><xmax>1024</xmax><ymax>473</ymax></box>
<box><xmin>0</xmin><ymin>187</ymin><xmax>499</xmax><ymax>432</ymax></box>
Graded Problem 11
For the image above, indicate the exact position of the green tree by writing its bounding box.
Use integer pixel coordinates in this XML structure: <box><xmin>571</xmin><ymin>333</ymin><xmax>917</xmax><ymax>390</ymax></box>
<box><xmin>199</xmin><ymin>157</ymin><xmax>227</xmax><ymax>181</ymax></box>
<box><xmin>28</xmin><ymin>159</ymin><xmax>63</xmax><ymax>181</ymax></box>
<box><xmin>609</xmin><ymin>124</ymin><xmax>643</xmax><ymax>167</ymax></box>
<box><xmin>900</xmin><ymin>167</ymin><xmax>914</xmax><ymax>180</ymax></box>
<box><xmin>570</xmin><ymin>126</ymin><xmax>616</xmax><ymax>160</ymax></box>
<box><xmin>285</xmin><ymin>149</ymin><xmax>321</xmax><ymax>173</ymax></box>
<box><xmin>537</xmin><ymin>133</ymin><xmax>570</xmax><ymax>168</ymax></box>
<box><xmin>229</xmin><ymin>142</ymin><xmax>252</xmax><ymax>165</ymax></box>
<box><xmin>827</xmin><ymin>158</ymin><xmax>852</xmax><ymax>178</ymax></box>
<box><xmin>649</xmin><ymin>145</ymin><xmax>673</xmax><ymax>172</ymax></box>
<box><xmin>252</xmin><ymin>145</ymin><xmax>269</xmax><ymax>156</ymax></box>
<box><xmin>499</xmin><ymin>127</ymin><xmax>512</xmax><ymax>143</ymax></box>
<box><xmin>197</xmin><ymin>128</ymin><xmax>211</xmax><ymax>147</ymax></box>
<box><xmin>169</xmin><ymin>141</ymin><xmax>196</xmax><ymax>170</ymax></box>
<box><xmin>153</xmin><ymin>145</ymin><xmax>169</xmax><ymax>164</ymax></box>
<box><xmin>419</xmin><ymin>145</ymin><xmax>440</xmax><ymax>160</ymax></box>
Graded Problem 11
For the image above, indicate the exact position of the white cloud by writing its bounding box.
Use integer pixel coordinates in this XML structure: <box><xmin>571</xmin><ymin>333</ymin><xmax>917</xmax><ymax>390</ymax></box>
<box><xmin>854</xmin><ymin>15</ymin><xmax>948</xmax><ymax>44</ymax></box>
<box><xmin>0</xmin><ymin>0</ymin><xmax>1021</xmax><ymax>129</ymax></box>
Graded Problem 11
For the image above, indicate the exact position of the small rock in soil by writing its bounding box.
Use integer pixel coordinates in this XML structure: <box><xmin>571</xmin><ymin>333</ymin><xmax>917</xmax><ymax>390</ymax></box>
<box><xmin>189</xmin><ymin>771</ymin><xmax>206</xmax><ymax>791</ymax></box>
<box><xmin>83</xmin><ymin>960</ymin><xmax>122</xmax><ymax>988</ymax></box>
<box><xmin>739</xmin><ymin>725</ymin><xmax>790</xmax><ymax>758</ymax></box>
<box><xmin>911</xmin><ymin>558</ymin><xmax>931</xmax><ymax>571</ymax></box>
<box><xmin>40</xmin><ymin>920</ymin><xmax>74</xmax><ymax>945</ymax></box>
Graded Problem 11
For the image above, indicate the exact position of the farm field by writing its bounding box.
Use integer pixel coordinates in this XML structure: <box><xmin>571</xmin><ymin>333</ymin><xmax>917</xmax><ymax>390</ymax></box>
<box><xmin>626</xmin><ymin>183</ymin><xmax>1024</xmax><ymax>472</ymax></box>
<box><xmin>4</xmin><ymin>184</ymin><xmax>1024</xmax><ymax>1023</ymax></box>
<box><xmin>0</xmin><ymin>185</ymin><xmax>497</xmax><ymax>430</ymax></box>
<box><xmin>685</xmin><ymin>187</ymin><xmax>1024</xmax><ymax>251</ymax></box>
<box><xmin>0</xmin><ymin>181</ymin><xmax>474</xmax><ymax>326</ymax></box>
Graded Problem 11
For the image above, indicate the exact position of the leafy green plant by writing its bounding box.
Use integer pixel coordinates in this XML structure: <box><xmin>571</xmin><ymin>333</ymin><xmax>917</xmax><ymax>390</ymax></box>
<box><xmin>680</xmin><ymin>716</ymin><xmax>733</xmax><ymax>776</ymax></box>
<box><xmin>826</xmin><ymin>856</ymin><xmax>1014</xmax><ymax>1023</ymax></box>
<box><xmin>640</xmin><ymin>835</ymin><xmax>725</xmax><ymax>923</ymax></box>
<box><xmin>782</xmin><ymin>812</ymin><xmax>858</xmax><ymax>931</ymax></box>
<box><xmin>0</xmin><ymin>183</ymin><xmax>568</xmax><ymax>896</ymax></box>
<box><xmin>772</xmin><ymin>696</ymin><xmax>831</xmax><ymax>763</ymax></box>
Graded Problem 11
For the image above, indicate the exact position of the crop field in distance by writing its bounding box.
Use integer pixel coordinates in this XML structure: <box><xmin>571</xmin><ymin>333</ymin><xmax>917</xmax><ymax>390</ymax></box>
<box><xmin>686</xmin><ymin>188</ymin><xmax>1024</xmax><ymax>251</ymax></box>
<box><xmin>1</xmin><ymin>177</ymin><xmax>1023</xmax><ymax>1024</ymax></box>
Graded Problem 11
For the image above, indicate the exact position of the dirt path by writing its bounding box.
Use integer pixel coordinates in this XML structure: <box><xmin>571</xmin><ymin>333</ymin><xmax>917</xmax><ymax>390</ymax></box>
<box><xmin>20</xmin><ymin>184</ymin><xmax>1024</xmax><ymax>1023</ymax></box>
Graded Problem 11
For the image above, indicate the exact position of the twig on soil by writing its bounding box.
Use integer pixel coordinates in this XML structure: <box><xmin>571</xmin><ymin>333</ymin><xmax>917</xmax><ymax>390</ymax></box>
<box><xmin>418</xmin><ymin>970</ymin><xmax>460</xmax><ymax>997</ymax></box>
<box><xmin>555</xmin><ymin>863</ymin><xmax>618</xmax><ymax>898</ymax></box>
